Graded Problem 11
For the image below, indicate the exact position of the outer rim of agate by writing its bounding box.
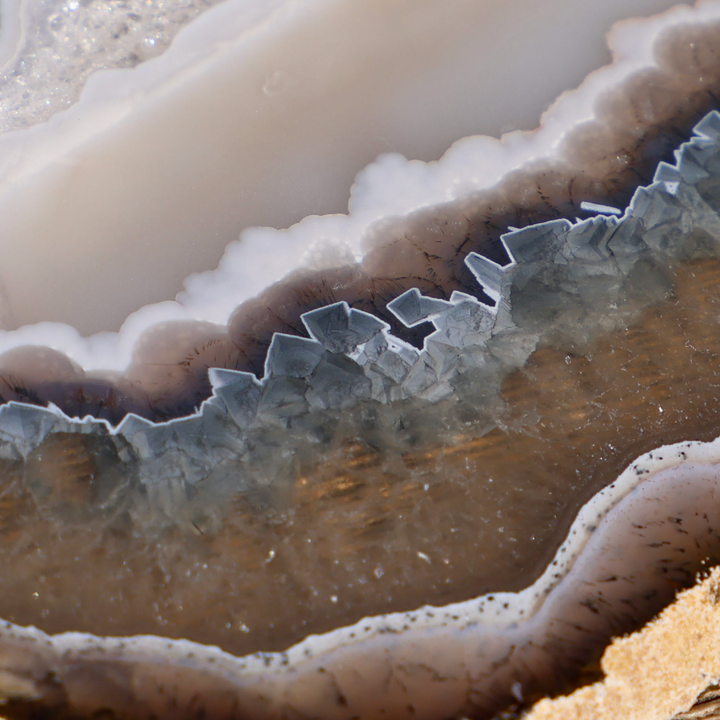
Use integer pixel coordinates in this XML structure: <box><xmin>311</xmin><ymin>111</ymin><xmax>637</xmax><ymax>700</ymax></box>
<box><xmin>2</xmin><ymin>434</ymin><xmax>718</xmax><ymax>719</ymax></box>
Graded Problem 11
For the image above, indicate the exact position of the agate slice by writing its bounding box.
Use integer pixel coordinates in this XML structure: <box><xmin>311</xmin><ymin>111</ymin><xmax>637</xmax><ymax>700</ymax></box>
<box><xmin>4</xmin><ymin>0</ymin><xmax>720</xmax><ymax>719</ymax></box>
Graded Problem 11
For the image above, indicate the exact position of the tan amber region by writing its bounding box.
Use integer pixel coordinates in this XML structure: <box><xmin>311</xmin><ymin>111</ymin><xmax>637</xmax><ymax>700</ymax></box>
<box><xmin>9</xmin><ymin>1</ymin><xmax>720</xmax><ymax>719</ymax></box>
<box><xmin>2</xmin><ymin>257</ymin><xmax>720</xmax><ymax>699</ymax></box>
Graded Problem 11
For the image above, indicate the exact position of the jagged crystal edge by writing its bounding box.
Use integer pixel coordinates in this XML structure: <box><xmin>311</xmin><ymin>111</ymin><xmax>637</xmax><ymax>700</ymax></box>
<box><xmin>2</xmin><ymin>109</ymin><xmax>720</xmax><ymax>520</ymax></box>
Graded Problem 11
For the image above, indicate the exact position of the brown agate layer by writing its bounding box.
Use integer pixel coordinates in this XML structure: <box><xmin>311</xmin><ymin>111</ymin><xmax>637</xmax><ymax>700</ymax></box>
<box><xmin>2</xmin><ymin>18</ymin><xmax>720</xmax><ymax>421</ymax></box>
<box><xmin>0</xmin><ymin>258</ymin><xmax>718</xmax><ymax>664</ymax></box>
<box><xmin>2</xmin><ymin>343</ymin><xmax>720</xmax><ymax>718</ymax></box>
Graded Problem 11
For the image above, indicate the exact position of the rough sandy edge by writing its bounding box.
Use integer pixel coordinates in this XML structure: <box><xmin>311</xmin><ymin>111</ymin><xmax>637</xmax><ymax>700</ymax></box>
<box><xmin>524</xmin><ymin>566</ymin><xmax>720</xmax><ymax>720</ymax></box>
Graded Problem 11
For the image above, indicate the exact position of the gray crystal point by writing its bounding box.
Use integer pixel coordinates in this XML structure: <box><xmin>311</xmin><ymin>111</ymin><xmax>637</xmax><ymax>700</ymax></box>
<box><xmin>499</xmin><ymin>219</ymin><xmax>573</xmax><ymax>298</ymax></box>
<box><xmin>115</xmin><ymin>412</ymin><xmax>158</xmax><ymax>459</ymax></box>
<box><xmin>502</xmin><ymin>218</ymin><xmax>573</xmax><ymax>266</ymax></box>
<box><xmin>631</xmin><ymin>185</ymin><xmax>683</xmax><ymax>237</ymax></box>
<box><xmin>265</xmin><ymin>334</ymin><xmax>325</xmax><ymax>378</ymax></box>
<box><xmin>256</xmin><ymin>375</ymin><xmax>308</xmax><ymax>426</ymax></box>
<box><xmin>464</xmin><ymin>252</ymin><xmax>506</xmax><ymax>303</ymax></box>
<box><xmin>563</xmin><ymin>215</ymin><xmax>617</xmax><ymax>264</ymax></box>
<box><xmin>0</xmin><ymin>402</ymin><xmax>61</xmax><ymax>459</ymax></box>
<box><xmin>440</xmin><ymin>293</ymin><xmax>494</xmax><ymax>347</ymax></box>
<box><xmin>693</xmin><ymin>109</ymin><xmax>720</xmax><ymax>141</ymax></box>
<box><xmin>302</xmin><ymin>301</ymin><xmax>387</xmax><ymax>354</ymax></box>
<box><xmin>206</xmin><ymin>368</ymin><xmax>261</xmax><ymax>428</ymax></box>
<box><xmin>653</xmin><ymin>161</ymin><xmax>681</xmax><ymax>191</ymax></box>
<box><xmin>306</xmin><ymin>354</ymin><xmax>371</xmax><ymax>409</ymax></box>
<box><xmin>652</xmin><ymin>111</ymin><xmax>720</xmax><ymax>192</ymax></box>
<box><xmin>359</xmin><ymin>332</ymin><xmax>420</xmax><ymax>395</ymax></box>
<box><xmin>676</xmin><ymin>142</ymin><xmax>712</xmax><ymax>184</ymax></box>
<box><xmin>465</xmin><ymin>220</ymin><xmax>572</xmax><ymax>325</ymax></box>
<box><xmin>387</xmin><ymin>288</ymin><xmax>455</xmax><ymax>327</ymax></box>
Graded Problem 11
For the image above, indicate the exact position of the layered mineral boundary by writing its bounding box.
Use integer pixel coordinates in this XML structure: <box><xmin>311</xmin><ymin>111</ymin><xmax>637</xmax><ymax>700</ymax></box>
<box><xmin>1</xmin><ymin>98</ymin><xmax>720</xmax><ymax>720</ymax></box>
<box><xmin>1</xmin><ymin>4</ymin><xmax>720</xmax><ymax>420</ymax></box>
<box><xmin>2</xmin><ymin>109</ymin><xmax>720</xmax><ymax>521</ymax></box>
<box><xmin>4</xmin><ymin>6</ymin><xmax>720</xmax><ymax>720</ymax></box>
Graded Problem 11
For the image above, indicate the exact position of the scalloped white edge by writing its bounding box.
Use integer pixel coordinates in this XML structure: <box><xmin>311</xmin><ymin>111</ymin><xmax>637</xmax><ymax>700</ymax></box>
<box><xmin>0</xmin><ymin>0</ymin><xmax>707</xmax><ymax>373</ymax></box>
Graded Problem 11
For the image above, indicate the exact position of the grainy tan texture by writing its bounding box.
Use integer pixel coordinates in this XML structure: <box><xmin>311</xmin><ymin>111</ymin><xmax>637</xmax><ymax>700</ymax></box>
<box><xmin>525</xmin><ymin>567</ymin><xmax>720</xmax><ymax>720</ymax></box>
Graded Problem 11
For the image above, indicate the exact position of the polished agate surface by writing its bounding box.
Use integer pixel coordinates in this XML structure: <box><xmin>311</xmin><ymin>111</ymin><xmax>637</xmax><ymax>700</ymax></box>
<box><xmin>0</xmin><ymin>1</ymin><xmax>719</xmax><ymax>719</ymax></box>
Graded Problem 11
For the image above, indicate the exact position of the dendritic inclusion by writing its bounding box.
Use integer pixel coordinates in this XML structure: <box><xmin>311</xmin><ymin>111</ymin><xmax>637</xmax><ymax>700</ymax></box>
<box><xmin>8</xmin><ymin>3</ymin><xmax>720</xmax><ymax>720</ymax></box>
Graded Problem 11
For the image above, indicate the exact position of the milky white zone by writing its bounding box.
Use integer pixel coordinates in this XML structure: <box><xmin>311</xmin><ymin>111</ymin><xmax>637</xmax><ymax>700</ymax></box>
<box><xmin>0</xmin><ymin>0</ymin><xmax>695</xmax><ymax>372</ymax></box>
<box><xmin>7</xmin><ymin>435</ymin><xmax>717</xmax><ymax>719</ymax></box>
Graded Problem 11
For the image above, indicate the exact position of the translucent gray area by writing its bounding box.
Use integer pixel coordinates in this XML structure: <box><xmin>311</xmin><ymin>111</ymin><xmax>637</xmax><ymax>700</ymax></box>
<box><xmin>5</xmin><ymin>110</ymin><xmax>720</xmax><ymax>530</ymax></box>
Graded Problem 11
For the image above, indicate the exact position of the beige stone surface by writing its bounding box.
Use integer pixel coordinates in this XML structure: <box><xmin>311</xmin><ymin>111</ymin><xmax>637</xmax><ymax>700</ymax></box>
<box><xmin>525</xmin><ymin>567</ymin><xmax>720</xmax><ymax>720</ymax></box>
